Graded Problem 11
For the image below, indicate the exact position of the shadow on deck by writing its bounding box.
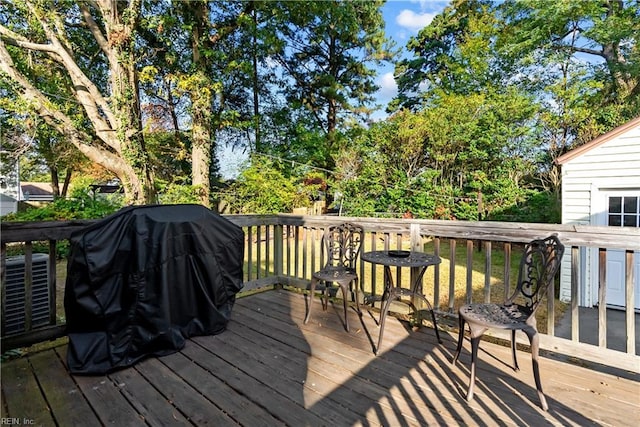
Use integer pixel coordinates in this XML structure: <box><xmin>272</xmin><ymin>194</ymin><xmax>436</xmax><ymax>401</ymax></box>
<box><xmin>2</xmin><ymin>289</ymin><xmax>638</xmax><ymax>426</ymax></box>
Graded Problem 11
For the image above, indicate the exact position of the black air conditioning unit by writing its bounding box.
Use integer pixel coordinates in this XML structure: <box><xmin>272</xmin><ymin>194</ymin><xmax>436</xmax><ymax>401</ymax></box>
<box><xmin>3</xmin><ymin>253</ymin><xmax>51</xmax><ymax>335</ymax></box>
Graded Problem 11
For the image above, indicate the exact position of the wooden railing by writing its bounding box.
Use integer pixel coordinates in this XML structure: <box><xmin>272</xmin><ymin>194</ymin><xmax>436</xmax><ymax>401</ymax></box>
<box><xmin>2</xmin><ymin>214</ymin><xmax>639</xmax><ymax>372</ymax></box>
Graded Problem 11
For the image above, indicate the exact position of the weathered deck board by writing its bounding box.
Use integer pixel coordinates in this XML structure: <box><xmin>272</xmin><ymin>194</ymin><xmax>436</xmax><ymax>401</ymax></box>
<box><xmin>1</xmin><ymin>289</ymin><xmax>639</xmax><ymax>426</ymax></box>
<box><xmin>29</xmin><ymin>349</ymin><xmax>100</xmax><ymax>427</ymax></box>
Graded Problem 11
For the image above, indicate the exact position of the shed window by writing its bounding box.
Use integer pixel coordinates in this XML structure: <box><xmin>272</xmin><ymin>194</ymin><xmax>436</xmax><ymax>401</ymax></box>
<box><xmin>608</xmin><ymin>196</ymin><xmax>639</xmax><ymax>227</ymax></box>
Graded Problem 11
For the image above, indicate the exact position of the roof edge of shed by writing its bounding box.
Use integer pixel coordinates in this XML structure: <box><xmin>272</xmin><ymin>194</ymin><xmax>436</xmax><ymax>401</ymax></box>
<box><xmin>556</xmin><ymin>115</ymin><xmax>640</xmax><ymax>165</ymax></box>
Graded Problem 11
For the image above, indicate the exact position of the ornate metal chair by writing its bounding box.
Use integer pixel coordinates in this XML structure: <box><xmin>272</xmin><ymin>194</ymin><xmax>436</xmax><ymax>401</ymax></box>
<box><xmin>452</xmin><ymin>234</ymin><xmax>564</xmax><ymax>411</ymax></box>
<box><xmin>304</xmin><ymin>222</ymin><xmax>363</xmax><ymax>331</ymax></box>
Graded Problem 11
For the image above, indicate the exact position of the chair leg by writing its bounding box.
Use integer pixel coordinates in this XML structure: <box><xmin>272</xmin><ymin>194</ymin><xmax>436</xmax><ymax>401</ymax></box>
<box><xmin>464</xmin><ymin>323</ymin><xmax>487</xmax><ymax>402</ymax></box>
<box><xmin>453</xmin><ymin>315</ymin><xmax>466</xmax><ymax>364</ymax></box>
<box><xmin>511</xmin><ymin>329</ymin><xmax>519</xmax><ymax>371</ymax></box>
<box><xmin>304</xmin><ymin>277</ymin><xmax>318</xmax><ymax>324</ymax></box>
<box><xmin>428</xmin><ymin>304</ymin><xmax>442</xmax><ymax>344</ymax></box>
<box><xmin>321</xmin><ymin>284</ymin><xmax>329</xmax><ymax>311</ymax></box>
<box><xmin>376</xmin><ymin>290</ymin><xmax>396</xmax><ymax>355</ymax></box>
<box><xmin>353</xmin><ymin>278</ymin><xmax>361</xmax><ymax>316</ymax></box>
<box><xmin>526</xmin><ymin>328</ymin><xmax>548</xmax><ymax>411</ymax></box>
<box><xmin>338</xmin><ymin>282</ymin><xmax>350</xmax><ymax>332</ymax></box>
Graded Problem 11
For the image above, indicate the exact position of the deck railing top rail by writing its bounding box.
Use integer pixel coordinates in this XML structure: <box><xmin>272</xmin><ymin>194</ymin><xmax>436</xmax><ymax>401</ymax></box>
<box><xmin>3</xmin><ymin>214</ymin><xmax>639</xmax><ymax>250</ymax></box>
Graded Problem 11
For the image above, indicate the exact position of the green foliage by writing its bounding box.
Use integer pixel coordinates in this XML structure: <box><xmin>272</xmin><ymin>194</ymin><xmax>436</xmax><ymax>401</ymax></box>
<box><xmin>157</xmin><ymin>183</ymin><xmax>203</xmax><ymax>205</ymax></box>
<box><xmin>219</xmin><ymin>156</ymin><xmax>311</xmax><ymax>214</ymax></box>
<box><xmin>3</xmin><ymin>1</ymin><xmax>637</xmax><ymax>223</ymax></box>
<box><xmin>488</xmin><ymin>190</ymin><xmax>561</xmax><ymax>223</ymax></box>
<box><xmin>1</xmin><ymin>179</ymin><xmax>123</xmax><ymax>222</ymax></box>
<box><xmin>332</xmin><ymin>95</ymin><xmax>546</xmax><ymax>221</ymax></box>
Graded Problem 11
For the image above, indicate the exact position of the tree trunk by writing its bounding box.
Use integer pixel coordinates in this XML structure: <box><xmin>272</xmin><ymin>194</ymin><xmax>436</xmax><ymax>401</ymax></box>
<box><xmin>50</xmin><ymin>166</ymin><xmax>60</xmax><ymax>198</ymax></box>
<box><xmin>188</xmin><ymin>2</ymin><xmax>212</xmax><ymax>207</ymax></box>
<box><xmin>61</xmin><ymin>169</ymin><xmax>72</xmax><ymax>198</ymax></box>
<box><xmin>102</xmin><ymin>2</ymin><xmax>155</xmax><ymax>204</ymax></box>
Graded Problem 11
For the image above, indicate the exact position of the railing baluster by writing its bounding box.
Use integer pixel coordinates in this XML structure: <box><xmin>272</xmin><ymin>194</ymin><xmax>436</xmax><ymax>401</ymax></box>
<box><xmin>294</xmin><ymin>226</ymin><xmax>300</xmax><ymax>278</ymax></box>
<box><xmin>503</xmin><ymin>242</ymin><xmax>511</xmax><ymax>301</ymax></box>
<box><xmin>598</xmin><ymin>247</ymin><xmax>607</xmax><ymax>348</ymax></box>
<box><xmin>369</xmin><ymin>231</ymin><xmax>377</xmax><ymax>298</ymax></box>
<box><xmin>310</xmin><ymin>227</ymin><xmax>317</xmax><ymax>278</ymax></box>
<box><xmin>449</xmin><ymin>238</ymin><xmax>457</xmax><ymax>312</ymax></box>
<box><xmin>466</xmin><ymin>239</ymin><xmax>473</xmax><ymax>305</ymax></box>
<box><xmin>547</xmin><ymin>270</ymin><xmax>555</xmax><ymax>336</ymax></box>
<box><xmin>274</xmin><ymin>224</ymin><xmax>283</xmax><ymax>278</ymax></box>
<box><xmin>396</xmin><ymin>233</ymin><xmax>402</xmax><ymax>287</ymax></box>
<box><xmin>256</xmin><ymin>226</ymin><xmax>262</xmax><ymax>280</ymax></box>
<box><xmin>247</xmin><ymin>227</ymin><xmax>253</xmax><ymax>282</ymax></box>
<box><xmin>484</xmin><ymin>241</ymin><xmax>491</xmax><ymax>304</ymax></box>
<box><xmin>433</xmin><ymin>237</ymin><xmax>440</xmax><ymax>310</ymax></box>
<box><xmin>265</xmin><ymin>225</ymin><xmax>271</xmax><ymax>277</ymax></box>
<box><xmin>571</xmin><ymin>246</ymin><xmax>580</xmax><ymax>341</ymax></box>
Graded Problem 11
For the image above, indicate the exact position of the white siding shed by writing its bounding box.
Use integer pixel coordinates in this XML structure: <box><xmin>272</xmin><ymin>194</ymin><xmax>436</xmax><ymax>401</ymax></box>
<box><xmin>557</xmin><ymin>116</ymin><xmax>640</xmax><ymax>309</ymax></box>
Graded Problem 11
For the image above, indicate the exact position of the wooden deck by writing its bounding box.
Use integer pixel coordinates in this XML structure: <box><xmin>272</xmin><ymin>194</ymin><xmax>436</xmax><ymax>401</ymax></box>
<box><xmin>2</xmin><ymin>289</ymin><xmax>639</xmax><ymax>426</ymax></box>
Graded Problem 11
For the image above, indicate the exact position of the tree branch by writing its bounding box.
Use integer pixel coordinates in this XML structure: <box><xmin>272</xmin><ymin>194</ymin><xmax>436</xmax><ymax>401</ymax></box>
<box><xmin>0</xmin><ymin>40</ymin><xmax>127</xmax><ymax>178</ymax></box>
<box><xmin>21</xmin><ymin>3</ymin><xmax>119</xmax><ymax>149</ymax></box>
<box><xmin>0</xmin><ymin>25</ymin><xmax>58</xmax><ymax>54</ymax></box>
<box><xmin>79</xmin><ymin>3</ymin><xmax>110</xmax><ymax>57</ymax></box>
<box><xmin>567</xmin><ymin>45</ymin><xmax>604</xmax><ymax>58</ymax></box>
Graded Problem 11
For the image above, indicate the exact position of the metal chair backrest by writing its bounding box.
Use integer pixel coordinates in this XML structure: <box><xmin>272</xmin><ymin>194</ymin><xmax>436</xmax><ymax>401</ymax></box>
<box><xmin>506</xmin><ymin>234</ymin><xmax>565</xmax><ymax>316</ymax></box>
<box><xmin>322</xmin><ymin>222</ymin><xmax>364</xmax><ymax>270</ymax></box>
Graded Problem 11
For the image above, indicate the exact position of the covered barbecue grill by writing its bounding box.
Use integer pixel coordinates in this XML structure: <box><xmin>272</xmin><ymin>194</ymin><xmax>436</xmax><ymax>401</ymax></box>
<box><xmin>64</xmin><ymin>204</ymin><xmax>244</xmax><ymax>374</ymax></box>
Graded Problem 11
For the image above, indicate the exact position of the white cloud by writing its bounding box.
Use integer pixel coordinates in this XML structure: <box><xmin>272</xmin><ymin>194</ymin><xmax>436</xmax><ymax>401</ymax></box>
<box><xmin>377</xmin><ymin>72</ymin><xmax>398</xmax><ymax>100</ymax></box>
<box><xmin>396</xmin><ymin>9</ymin><xmax>436</xmax><ymax>32</ymax></box>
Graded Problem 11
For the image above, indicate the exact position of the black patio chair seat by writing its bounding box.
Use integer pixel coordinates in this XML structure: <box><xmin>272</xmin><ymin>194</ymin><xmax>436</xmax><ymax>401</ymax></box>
<box><xmin>312</xmin><ymin>266</ymin><xmax>358</xmax><ymax>283</ymax></box>
<box><xmin>459</xmin><ymin>303</ymin><xmax>532</xmax><ymax>329</ymax></box>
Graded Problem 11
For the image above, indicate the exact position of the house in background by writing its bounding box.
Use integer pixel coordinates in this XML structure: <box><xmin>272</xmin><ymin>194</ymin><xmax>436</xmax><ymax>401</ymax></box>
<box><xmin>556</xmin><ymin>116</ymin><xmax>640</xmax><ymax>310</ymax></box>
<box><xmin>0</xmin><ymin>193</ymin><xmax>18</xmax><ymax>216</ymax></box>
<box><xmin>0</xmin><ymin>154</ymin><xmax>55</xmax><ymax>215</ymax></box>
<box><xmin>0</xmin><ymin>155</ymin><xmax>21</xmax><ymax>215</ymax></box>
<box><xmin>20</xmin><ymin>182</ymin><xmax>54</xmax><ymax>202</ymax></box>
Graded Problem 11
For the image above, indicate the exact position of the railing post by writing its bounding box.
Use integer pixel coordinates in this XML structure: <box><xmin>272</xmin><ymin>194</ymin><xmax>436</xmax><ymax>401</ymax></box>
<box><xmin>410</xmin><ymin>223</ymin><xmax>421</xmax><ymax>252</ymax></box>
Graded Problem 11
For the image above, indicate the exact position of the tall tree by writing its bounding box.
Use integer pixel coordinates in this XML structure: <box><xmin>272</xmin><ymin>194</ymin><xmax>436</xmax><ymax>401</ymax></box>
<box><xmin>392</xmin><ymin>0</ymin><xmax>499</xmax><ymax>110</ymax></box>
<box><xmin>273</xmin><ymin>0</ymin><xmax>392</xmax><ymax>169</ymax></box>
<box><xmin>500</xmin><ymin>0</ymin><xmax>639</xmax><ymax>112</ymax></box>
<box><xmin>0</xmin><ymin>0</ymin><xmax>155</xmax><ymax>203</ymax></box>
<box><xmin>140</xmin><ymin>1</ymin><xmax>261</xmax><ymax>206</ymax></box>
<box><xmin>392</xmin><ymin>0</ymin><xmax>639</xmax><ymax>201</ymax></box>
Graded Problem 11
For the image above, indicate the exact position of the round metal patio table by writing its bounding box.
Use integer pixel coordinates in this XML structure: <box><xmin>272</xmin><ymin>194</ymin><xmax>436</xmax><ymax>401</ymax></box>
<box><xmin>361</xmin><ymin>250</ymin><xmax>442</xmax><ymax>354</ymax></box>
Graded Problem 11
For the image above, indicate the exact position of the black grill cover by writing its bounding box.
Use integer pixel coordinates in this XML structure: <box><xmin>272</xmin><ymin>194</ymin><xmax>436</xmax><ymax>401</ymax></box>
<box><xmin>64</xmin><ymin>204</ymin><xmax>244</xmax><ymax>374</ymax></box>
